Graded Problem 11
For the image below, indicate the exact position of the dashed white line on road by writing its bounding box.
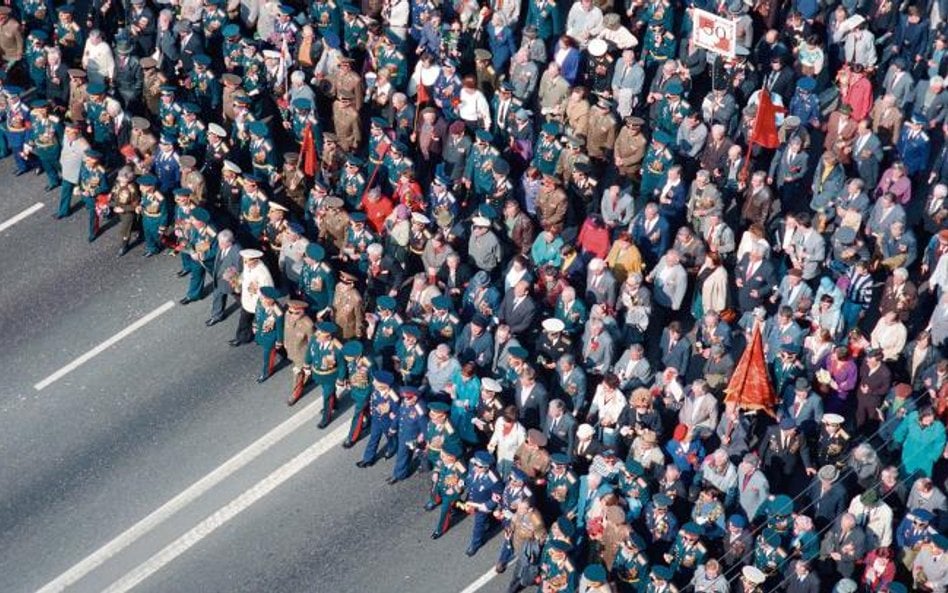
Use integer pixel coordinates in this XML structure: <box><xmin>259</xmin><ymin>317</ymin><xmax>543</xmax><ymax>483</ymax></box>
<box><xmin>34</xmin><ymin>397</ymin><xmax>327</xmax><ymax>593</ymax></box>
<box><xmin>0</xmin><ymin>202</ymin><xmax>43</xmax><ymax>234</ymax></box>
<box><xmin>100</xmin><ymin>422</ymin><xmax>350</xmax><ymax>593</ymax></box>
<box><xmin>34</xmin><ymin>300</ymin><xmax>176</xmax><ymax>391</ymax></box>
<box><xmin>459</xmin><ymin>569</ymin><xmax>499</xmax><ymax>593</ymax></box>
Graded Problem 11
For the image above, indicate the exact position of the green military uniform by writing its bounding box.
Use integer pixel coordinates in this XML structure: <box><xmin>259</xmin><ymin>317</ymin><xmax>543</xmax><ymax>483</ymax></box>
<box><xmin>371</xmin><ymin>296</ymin><xmax>401</xmax><ymax>365</ymax></box>
<box><xmin>545</xmin><ymin>455</ymin><xmax>579</xmax><ymax>518</ymax></box>
<box><xmin>304</xmin><ymin>323</ymin><xmax>346</xmax><ymax>428</ymax></box>
<box><xmin>640</xmin><ymin>134</ymin><xmax>675</xmax><ymax>199</ymax></box>
<box><xmin>26</xmin><ymin>106</ymin><xmax>62</xmax><ymax>189</ymax></box>
<box><xmin>394</xmin><ymin>326</ymin><xmax>426</xmax><ymax>386</ymax></box>
<box><xmin>299</xmin><ymin>243</ymin><xmax>335</xmax><ymax>316</ymax></box>
<box><xmin>177</xmin><ymin>107</ymin><xmax>208</xmax><ymax>157</ymax></box>
<box><xmin>428</xmin><ymin>296</ymin><xmax>459</xmax><ymax>345</ymax></box>
<box><xmin>463</xmin><ymin>137</ymin><xmax>500</xmax><ymax>201</ymax></box>
<box><xmin>76</xmin><ymin>154</ymin><xmax>109</xmax><ymax>241</ymax></box>
<box><xmin>540</xmin><ymin>540</ymin><xmax>576</xmax><ymax>592</ymax></box>
<box><xmin>643</xmin><ymin>25</ymin><xmax>676</xmax><ymax>68</ymax></box>
<box><xmin>752</xmin><ymin>529</ymin><xmax>788</xmax><ymax>579</ymax></box>
<box><xmin>665</xmin><ymin>524</ymin><xmax>706</xmax><ymax>581</ymax></box>
<box><xmin>426</xmin><ymin>442</ymin><xmax>466</xmax><ymax>538</ymax></box>
<box><xmin>613</xmin><ymin>536</ymin><xmax>650</xmax><ymax>593</ymax></box>
<box><xmin>138</xmin><ymin>176</ymin><xmax>167</xmax><ymax>255</ymax></box>
<box><xmin>532</xmin><ymin>127</ymin><xmax>563</xmax><ymax>177</ymax></box>
<box><xmin>423</xmin><ymin>404</ymin><xmax>461</xmax><ymax>470</ymax></box>
<box><xmin>655</xmin><ymin>99</ymin><xmax>691</xmax><ymax>135</ymax></box>
<box><xmin>340</xmin><ymin>341</ymin><xmax>374</xmax><ymax>447</ymax></box>
<box><xmin>254</xmin><ymin>288</ymin><xmax>285</xmax><ymax>381</ymax></box>
<box><xmin>337</xmin><ymin>166</ymin><xmax>366</xmax><ymax>210</ymax></box>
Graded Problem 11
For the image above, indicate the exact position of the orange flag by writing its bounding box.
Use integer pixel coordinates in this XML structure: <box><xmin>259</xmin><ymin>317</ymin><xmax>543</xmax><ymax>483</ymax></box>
<box><xmin>724</xmin><ymin>321</ymin><xmax>777</xmax><ymax>416</ymax></box>
<box><xmin>300</xmin><ymin>124</ymin><xmax>317</xmax><ymax>177</ymax></box>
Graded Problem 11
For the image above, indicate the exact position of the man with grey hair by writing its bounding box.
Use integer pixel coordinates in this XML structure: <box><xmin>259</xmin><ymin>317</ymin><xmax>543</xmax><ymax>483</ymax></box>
<box><xmin>611</xmin><ymin>49</ymin><xmax>644</xmax><ymax>117</ymax></box>
<box><xmin>207</xmin><ymin>229</ymin><xmax>242</xmax><ymax>326</ymax></box>
<box><xmin>426</xmin><ymin>343</ymin><xmax>460</xmax><ymax>393</ymax></box>
<box><xmin>613</xmin><ymin>342</ymin><xmax>652</xmax><ymax>391</ymax></box>
<box><xmin>648</xmin><ymin>249</ymin><xmax>687</xmax><ymax>314</ymax></box>
<box><xmin>81</xmin><ymin>29</ymin><xmax>115</xmax><ymax>86</ymax></box>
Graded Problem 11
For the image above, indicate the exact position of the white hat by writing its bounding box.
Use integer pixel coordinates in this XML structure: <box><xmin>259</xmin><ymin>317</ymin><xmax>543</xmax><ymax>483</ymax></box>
<box><xmin>411</xmin><ymin>212</ymin><xmax>430</xmax><ymax>225</ymax></box>
<box><xmin>577</xmin><ymin>423</ymin><xmax>595</xmax><ymax>438</ymax></box>
<box><xmin>742</xmin><ymin>566</ymin><xmax>766</xmax><ymax>585</ymax></box>
<box><xmin>239</xmin><ymin>249</ymin><xmax>263</xmax><ymax>259</ymax></box>
<box><xmin>822</xmin><ymin>413</ymin><xmax>844</xmax><ymax>425</ymax></box>
<box><xmin>262</xmin><ymin>49</ymin><xmax>281</xmax><ymax>59</ymax></box>
<box><xmin>588</xmin><ymin>38</ymin><xmax>608</xmax><ymax>57</ymax></box>
<box><xmin>471</xmin><ymin>216</ymin><xmax>490</xmax><ymax>227</ymax></box>
<box><xmin>208</xmin><ymin>123</ymin><xmax>227</xmax><ymax>137</ymax></box>
<box><xmin>481</xmin><ymin>377</ymin><xmax>502</xmax><ymax>392</ymax></box>
<box><xmin>223</xmin><ymin>160</ymin><xmax>242</xmax><ymax>174</ymax></box>
<box><xmin>269</xmin><ymin>202</ymin><xmax>288</xmax><ymax>212</ymax></box>
<box><xmin>542</xmin><ymin>318</ymin><xmax>565</xmax><ymax>333</ymax></box>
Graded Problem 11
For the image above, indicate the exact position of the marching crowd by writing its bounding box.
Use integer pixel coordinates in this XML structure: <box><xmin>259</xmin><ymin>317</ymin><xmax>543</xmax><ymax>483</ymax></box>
<box><xmin>2</xmin><ymin>0</ymin><xmax>948</xmax><ymax>589</ymax></box>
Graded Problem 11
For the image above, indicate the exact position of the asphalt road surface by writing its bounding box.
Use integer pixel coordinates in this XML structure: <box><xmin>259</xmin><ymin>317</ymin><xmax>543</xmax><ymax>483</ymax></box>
<box><xmin>0</xmin><ymin>160</ymin><xmax>511</xmax><ymax>593</ymax></box>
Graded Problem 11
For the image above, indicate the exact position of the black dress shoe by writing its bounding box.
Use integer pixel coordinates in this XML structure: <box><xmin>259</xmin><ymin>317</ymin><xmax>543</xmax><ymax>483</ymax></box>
<box><xmin>386</xmin><ymin>476</ymin><xmax>401</xmax><ymax>485</ymax></box>
<box><xmin>384</xmin><ymin>450</ymin><xmax>396</xmax><ymax>460</ymax></box>
<box><xmin>176</xmin><ymin>270</ymin><xmax>189</xmax><ymax>277</ymax></box>
<box><xmin>228</xmin><ymin>339</ymin><xmax>243</xmax><ymax>347</ymax></box>
<box><xmin>143</xmin><ymin>251</ymin><xmax>154</xmax><ymax>258</ymax></box>
<box><xmin>15</xmin><ymin>169</ymin><xmax>28</xmax><ymax>176</ymax></box>
<box><xmin>317</xmin><ymin>419</ymin><xmax>329</xmax><ymax>429</ymax></box>
<box><xmin>205</xmin><ymin>317</ymin><xmax>221</xmax><ymax>327</ymax></box>
<box><xmin>87</xmin><ymin>235</ymin><xmax>96</xmax><ymax>243</ymax></box>
<box><xmin>356</xmin><ymin>459</ymin><xmax>374</xmax><ymax>468</ymax></box>
<box><xmin>465</xmin><ymin>546</ymin><xmax>478</xmax><ymax>557</ymax></box>
<box><xmin>119</xmin><ymin>244</ymin><xmax>130</xmax><ymax>256</ymax></box>
<box><xmin>494</xmin><ymin>563</ymin><xmax>507</xmax><ymax>574</ymax></box>
<box><xmin>256</xmin><ymin>374</ymin><xmax>268</xmax><ymax>383</ymax></box>
<box><xmin>179</xmin><ymin>297</ymin><xmax>193</xmax><ymax>305</ymax></box>
<box><xmin>424</xmin><ymin>501</ymin><xmax>437</xmax><ymax>511</ymax></box>
<box><xmin>341</xmin><ymin>439</ymin><xmax>354</xmax><ymax>449</ymax></box>
<box><xmin>430</xmin><ymin>531</ymin><xmax>442</xmax><ymax>540</ymax></box>
<box><xmin>52</xmin><ymin>213</ymin><xmax>64</xmax><ymax>220</ymax></box>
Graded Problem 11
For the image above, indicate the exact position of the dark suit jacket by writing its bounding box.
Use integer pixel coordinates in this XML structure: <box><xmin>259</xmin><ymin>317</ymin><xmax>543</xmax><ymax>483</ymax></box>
<box><xmin>735</xmin><ymin>256</ymin><xmax>776</xmax><ymax>312</ymax></box>
<box><xmin>784</xmin><ymin>571</ymin><xmax>820</xmax><ymax>593</ymax></box>
<box><xmin>499</xmin><ymin>291</ymin><xmax>538</xmax><ymax>336</ymax></box>
<box><xmin>542</xmin><ymin>413</ymin><xmax>577</xmax><ymax>456</ymax></box>
<box><xmin>659</xmin><ymin>329</ymin><xmax>692</xmax><ymax>376</ymax></box>
<box><xmin>858</xmin><ymin>362</ymin><xmax>892</xmax><ymax>403</ymax></box>
<box><xmin>45</xmin><ymin>63</ymin><xmax>70</xmax><ymax>106</ymax></box>
<box><xmin>763</xmin><ymin>67</ymin><xmax>796</xmax><ymax>104</ymax></box>
<box><xmin>630</xmin><ymin>212</ymin><xmax>671</xmax><ymax>265</ymax></box>
<box><xmin>759</xmin><ymin>425</ymin><xmax>811</xmax><ymax>480</ymax></box>
<box><xmin>212</xmin><ymin>242</ymin><xmax>242</xmax><ymax>295</ymax></box>
<box><xmin>437</xmin><ymin>262</ymin><xmax>473</xmax><ymax>295</ymax></box>
<box><xmin>570</xmin><ymin>437</ymin><xmax>602</xmax><ymax>476</ymax></box>
<box><xmin>805</xmin><ymin>480</ymin><xmax>847</xmax><ymax>528</ymax></box>
<box><xmin>514</xmin><ymin>382</ymin><xmax>548</xmax><ymax>430</ymax></box>
<box><xmin>177</xmin><ymin>33</ymin><xmax>204</xmax><ymax>73</ymax></box>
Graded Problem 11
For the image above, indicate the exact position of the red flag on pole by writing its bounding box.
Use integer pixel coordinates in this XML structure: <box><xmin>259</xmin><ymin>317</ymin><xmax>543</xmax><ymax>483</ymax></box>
<box><xmin>361</xmin><ymin>141</ymin><xmax>391</xmax><ymax>202</ymax></box>
<box><xmin>740</xmin><ymin>89</ymin><xmax>786</xmax><ymax>182</ymax></box>
<box><xmin>749</xmin><ymin>89</ymin><xmax>783</xmax><ymax>150</ymax></box>
<box><xmin>724</xmin><ymin>321</ymin><xmax>777</xmax><ymax>417</ymax></box>
<box><xmin>300</xmin><ymin>124</ymin><xmax>317</xmax><ymax>177</ymax></box>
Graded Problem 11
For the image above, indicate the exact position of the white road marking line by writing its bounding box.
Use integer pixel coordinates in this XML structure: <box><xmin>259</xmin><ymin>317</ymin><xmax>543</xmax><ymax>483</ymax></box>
<box><xmin>35</xmin><ymin>399</ymin><xmax>327</xmax><ymax>593</ymax></box>
<box><xmin>0</xmin><ymin>202</ymin><xmax>43</xmax><ymax>234</ymax></box>
<box><xmin>101</xmin><ymin>422</ymin><xmax>350</xmax><ymax>593</ymax></box>
<box><xmin>459</xmin><ymin>569</ymin><xmax>498</xmax><ymax>593</ymax></box>
<box><xmin>34</xmin><ymin>301</ymin><xmax>176</xmax><ymax>391</ymax></box>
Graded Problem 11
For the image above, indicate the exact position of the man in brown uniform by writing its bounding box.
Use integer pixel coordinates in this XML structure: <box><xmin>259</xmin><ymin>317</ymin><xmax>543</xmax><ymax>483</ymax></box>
<box><xmin>320</xmin><ymin>196</ymin><xmax>350</xmax><ymax>251</ymax></box>
<box><xmin>140</xmin><ymin>58</ymin><xmax>163</xmax><ymax>116</ymax></box>
<box><xmin>67</xmin><ymin>68</ymin><xmax>88</xmax><ymax>122</ymax></box>
<box><xmin>281</xmin><ymin>152</ymin><xmax>307</xmax><ymax>212</ymax></box>
<box><xmin>600</xmin><ymin>505</ymin><xmax>631</xmax><ymax>571</ymax></box>
<box><xmin>586</xmin><ymin>97</ymin><xmax>618</xmax><ymax>162</ymax></box>
<box><xmin>333</xmin><ymin>90</ymin><xmax>362</xmax><ymax>153</ymax></box>
<box><xmin>284</xmin><ymin>299</ymin><xmax>315</xmax><ymax>404</ymax></box>
<box><xmin>514</xmin><ymin>429</ymin><xmax>552</xmax><ymax>485</ymax></box>
<box><xmin>615</xmin><ymin>116</ymin><xmax>647</xmax><ymax>179</ymax></box>
<box><xmin>128</xmin><ymin>116</ymin><xmax>157</xmax><ymax>175</ymax></box>
<box><xmin>332</xmin><ymin>269</ymin><xmax>365</xmax><ymax>339</ymax></box>
<box><xmin>535</xmin><ymin>175</ymin><xmax>568</xmax><ymax>230</ymax></box>
<box><xmin>334</xmin><ymin>57</ymin><xmax>364</xmax><ymax>110</ymax></box>
<box><xmin>221</xmin><ymin>74</ymin><xmax>242</xmax><ymax>123</ymax></box>
<box><xmin>179</xmin><ymin>155</ymin><xmax>206</xmax><ymax>204</ymax></box>
<box><xmin>0</xmin><ymin>7</ymin><xmax>23</xmax><ymax>68</ymax></box>
<box><xmin>508</xmin><ymin>497</ymin><xmax>547</xmax><ymax>574</ymax></box>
